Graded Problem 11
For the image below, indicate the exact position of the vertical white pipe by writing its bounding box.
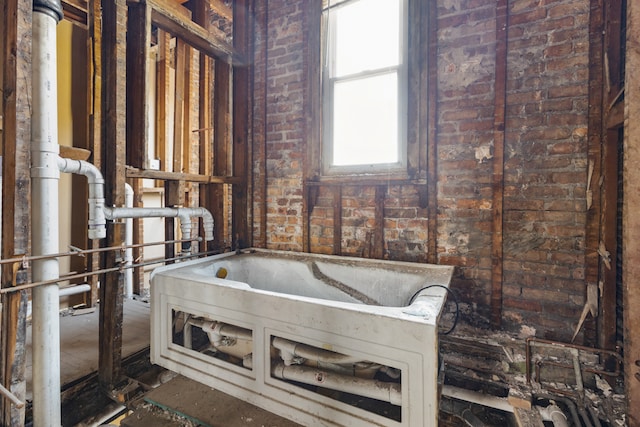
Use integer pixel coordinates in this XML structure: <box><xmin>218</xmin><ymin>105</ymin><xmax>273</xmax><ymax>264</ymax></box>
<box><xmin>31</xmin><ymin>2</ymin><xmax>63</xmax><ymax>425</ymax></box>
<box><xmin>124</xmin><ymin>183</ymin><xmax>134</xmax><ymax>298</ymax></box>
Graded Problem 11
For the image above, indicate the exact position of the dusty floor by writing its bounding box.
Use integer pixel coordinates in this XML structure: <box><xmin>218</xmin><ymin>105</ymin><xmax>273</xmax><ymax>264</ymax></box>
<box><xmin>25</xmin><ymin>298</ymin><xmax>151</xmax><ymax>398</ymax></box>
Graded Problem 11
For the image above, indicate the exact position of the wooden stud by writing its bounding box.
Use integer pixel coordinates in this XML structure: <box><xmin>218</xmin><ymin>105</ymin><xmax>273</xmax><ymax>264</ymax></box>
<box><xmin>254</xmin><ymin>1</ymin><xmax>268</xmax><ymax>248</ymax></box>
<box><xmin>373</xmin><ymin>186</ymin><xmax>385</xmax><ymax>259</ymax></box>
<box><xmin>425</xmin><ymin>0</ymin><xmax>439</xmax><ymax>265</ymax></box>
<box><xmin>1</xmin><ymin>0</ymin><xmax>31</xmax><ymax>423</ymax></box>
<box><xmin>99</xmin><ymin>0</ymin><xmax>128</xmax><ymax>390</ymax></box>
<box><xmin>212</xmin><ymin>60</ymin><xmax>231</xmax><ymax>251</ymax></box>
<box><xmin>302</xmin><ymin>1</ymin><xmax>322</xmax><ymax>253</ymax></box>
<box><xmin>231</xmin><ymin>0</ymin><xmax>251</xmax><ymax>250</ymax></box>
<box><xmin>140</xmin><ymin>0</ymin><xmax>239</xmax><ymax>63</ymax></box>
<box><xmin>583</xmin><ymin>0</ymin><xmax>606</xmax><ymax>347</ymax></box>
<box><xmin>126</xmin><ymin>1</ymin><xmax>151</xmax><ymax>169</ymax></box>
<box><xmin>624</xmin><ymin>0</ymin><xmax>640</xmax><ymax>421</ymax></box>
<box><xmin>173</xmin><ymin>39</ymin><xmax>186</xmax><ymax>173</ymax></box>
<box><xmin>156</xmin><ymin>30</ymin><xmax>171</xmax><ymax>172</ymax></box>
<box><xmin>88</xmin><ymin>0</ymin><xmax>103</xmax><ymax>308</ymax></box>
<box><xmin>332</xmin><ymin>186</ymin><xmax>342</xmax><ymax>255</ymax></box>
<box><xmin>490</xmin><ymin>0</ymin><xmax>508</xmax><ymax>328</ymax></box>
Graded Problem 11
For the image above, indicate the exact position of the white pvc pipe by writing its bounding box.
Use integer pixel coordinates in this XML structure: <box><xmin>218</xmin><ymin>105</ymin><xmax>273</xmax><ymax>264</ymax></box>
<box><xmin>441</xmin><ymin>385</ymin><xmax>514</xmax><ymax>413</ymax></box>
<box><xmin>31</xmin><ymin>8</ymin><xmax>62</xmax><ymax>426</ymax></box>
<box><xmin>57</xmin><ymin>156</ymin><xmax>214</xmax><ymax>252</ymax></box>
<box><xmin>272</xmin><ymin>363</ymin><xmax>402</xmax><ymax>406</ymax></box>
<box><xmin>272</xmin><ymin>337</ymin><xmax>362</xmax><ymax>366</ymax></box>
<box><xmin>103</xmin><ymin>206</ymin><xmax>215</xmax><ymax>247</ymax></box>
<box><xmin>124</xmin><ymin>183</ymin><xmax>134</xmax><ymax>298</ymax></box>
<box><xmin>58</xmin><ymin>283</ymin><xmax>91</xmax><ymax>298</ymax></box>
<box><xmin>538</xmin><ymin>405</ymin><xmax>570</xmax><ymax>427</ymax></box>
<box><xmin>57</xmin><ymin>156</ymin><xmax>106</xmax><ymax>239</ymax></box>
<box><xmin>201</xmin><ymin>321</ymin><xmax>252</xmax><ymax>347</ymax></box>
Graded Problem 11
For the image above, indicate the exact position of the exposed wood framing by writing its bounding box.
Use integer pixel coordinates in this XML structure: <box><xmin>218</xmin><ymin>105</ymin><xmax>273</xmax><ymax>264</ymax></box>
<box><xmin>598</xmin><ymin>0</ymin><xmax>623</xmax><ymax>356</ymax></box>
<box><xmin>209</xmin><ymin>0</ymin><xmax>231</xmax><ymax>21</ymax></box>
<box><xmin>585</xmin><ymin>0</ymin><xmax>606</xmax><ymax>346</ymax></box>
<box><xmin>62</xmin><ymin>0</ymin><xmax>88</xmax><ymax>25</ymax></box>
<box><xmin>426</xmin><ymin>0</ymin><xmax>438</xmax><ymax>265</ymax></box>
<box><xmin>1</xmin><ymin>0</ymin><xmax>31</xmax><ymax>423</ymax></box>
<box><xmin>173</xmin><ymin>39</ymin><xmax>187</xmax><ymax>173</ymax></box>
<box><xmin>490</xmin><ymin>0</ymin><xmax>508</xmax><ymax>327</ymax></box>
<box><xmin>231</xmin><ymin>0</ymin><xmax>252</xmax><ymax>250</ymax></box>
<box><xmin>624</xmin><ymin>0</ymin><xmax>640</xmax><ymax>421</ymax></box>
<box><xmin>373</xmin><ymin>186</ymin><xmax>385</xmax><ymax>259</ymax></box>
<box><xmin>192</xmin><ymin>0</ymin><xmax>214</xmax><ymax>249</ymax></box>
<box><xmin>99</xmin><ymin>0</ymin><xmax>128</xmax><ymax>390</ymax></box>
<box><xmin>156</xmin><ymin>30</ymin><xmax>171</xmax><ymax>172</ymax></box>
<box><xmin>253</xmin><ymin>1</ymin><xmax>268</xmax><ymax>248</ymax></box>
<box><xmin>126</xmin><ymin>166</ymin><xmax>241</xmax><ymax>184</ymax></box>
<box><xmin>193</xmin><ymin>0</ymin><xmax>212</xmax><ymax>177</ymax></box>
<box><xmin>126</xmin><ymin>1</ymin><xmax>151</xmax><ymax>169</ymax></box>
<box><xmin>130</xmin><ymin>178</ymin><xmax>145</xmax><ymax>295</ymax></box>
<box><xmin>212</xmin><ymin>60</ymin><xmax>231</xmax><ymax>250</ymax></box>
<box><xmin>302</xmin><ymin>2</ymin><xmax>322</xmax><ymax>253</ymax></box>
<box><xmin>134</xmin><ymin>0</ymin><xmax>239</xmax><ymax>63</ymax></box>
<box><xmin>88</xmin><ymin>0</ymin><xmax>103</xmax><ymax>307</ymax></box>
<box><xmin>164</xmin><ymin>180</ymin><xmax>185</xmax><ymax>260</ymax></box>
<box><xmin>181</xmin><ymin>45</ymin><xmax>193</xmax><ymax>174</ymax></box>
<box><xmin>332</xmin><ymin>187</ymin><xmax>342</xmax><ymax>255</ymax></box>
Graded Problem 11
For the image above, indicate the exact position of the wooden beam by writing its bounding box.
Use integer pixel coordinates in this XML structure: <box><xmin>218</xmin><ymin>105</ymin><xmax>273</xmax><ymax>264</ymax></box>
<box><xmin>137</xmin><ymin>0</ymin><xmax>240</xmax><ymax>64</ymax></box>
<box><xmin>126</xmin><ymin>1</ymin><xmax>151</xmax><ymax>169</ymax></box>
<box><xmin>173</xmin><ymin>0</ymin><xmax>232</xmax><ymax>21</ymax></box>
<box><xmin>425</xmin><ymin>0</ymin><xmax>439</xmax><ymax>265</ymax></box>
<box><xmin>373</xmin><ymin>186</ymin><xmax>385</xmax><ymax>259</ymax></box>
<box><xmin>583</xmin><ymin>0</ymin><xmax>605</xmax><ymax>346</ymax></box>
<box><xmin>88</xmin><ymin>0</ymin><xmax>103</xmax><ymax>308</ymax></box>
<box><xmin>490</xmin><ymin>0</ymin><xmax>508</xmax><ymax>327</ymax></box>
<box><xmin>231</xmin><ymin>0</ymin><xmax>252</xmax><ymax>250</ymax></box>
<box><xmin>624</xmin><ymin>0</ymin><xmax>640</xmax><ymax>422</ymax></box>
<box><xmin>99</xmin><ymin>0</ymin><xmax>128</xmax><ymax>390</ymax></box>
<box><xmin>212</xmin><ymin>60</ymin><xmax>231</xmax><ymax>250</ymax></box>
<box><xmin>332</xmin><ymin>187</ymin><xmax>342</xmax><ymax>255</ymax></box>
<box><xmin>209</xmin><ymin>0</ymin><xmax>231</xmax><ymax>21</ymax></box>
<box><xmin>173</xmin><ymin>39</ymin><xmax>186</xmax><ymax>173</ymax></box>
<box><xmin>303</xmin><ymin>2</ymin><xmax>322</xmax><ymax>253</ymax></box>
<box><xmin>253</xmin><ymin>1</ymin><xmax>268</xmax><ymax>248</ymax></box>
<box><xmin>156</xmin><ymin>30</ymin><xmax>171</xmax><ymax>172</ymax></box>
<box><xmin>192</xmin><ymin>0</ymin><xmax>212</xmax><ymax>177</ymax></box>
<box><xmin>125</xmin><ymin>166</ymin><xmax>242</xmax><ymax>184</ymax></box>
<box><xmin>1</xmin><ymin>0</ymin><xmax>31</xmax><ymax>423</ymax></box>
<box><xmin>181</xmin><ymin>44</ymin><xmax>193</xmax><ymax>174</ymax></box>
<box><xmin>164</xmin><ymin>180</ymin><xmax>185</xmax><ymax>261</ymax></box>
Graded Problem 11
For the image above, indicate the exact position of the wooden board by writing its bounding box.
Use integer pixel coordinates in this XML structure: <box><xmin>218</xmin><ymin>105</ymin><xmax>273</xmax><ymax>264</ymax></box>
<box><xmin>138</xmin><ymin>375</ymin><xmax>303</xmax><ymax>427</ymax></box>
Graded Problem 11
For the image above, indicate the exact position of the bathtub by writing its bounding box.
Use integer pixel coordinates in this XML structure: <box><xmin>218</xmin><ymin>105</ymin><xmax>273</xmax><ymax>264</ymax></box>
<box><xmin>150</xmin><ymin>249</ymin><xmax>454</xmax><ymax>427</ymax></box>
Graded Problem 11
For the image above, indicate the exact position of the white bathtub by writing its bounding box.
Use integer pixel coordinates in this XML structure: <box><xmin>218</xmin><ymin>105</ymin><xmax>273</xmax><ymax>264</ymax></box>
<box><xmin>150</xmin><ymin>249</ymin><xmax>454</xmax><ymax>427</ymax></box>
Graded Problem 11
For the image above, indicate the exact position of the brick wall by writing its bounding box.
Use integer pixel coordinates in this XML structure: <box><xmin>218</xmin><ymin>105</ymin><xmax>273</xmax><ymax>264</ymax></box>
<box><xmin>254</xmin><ymin>0</ymin><xmax>591</xmax><ymax>341</ymax></box>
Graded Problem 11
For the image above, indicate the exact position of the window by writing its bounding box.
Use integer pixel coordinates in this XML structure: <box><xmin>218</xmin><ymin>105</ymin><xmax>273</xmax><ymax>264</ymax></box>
<box><xmin>322</xmin><ymin>0</ymin><xmax>408</xmax><ymax>176</ymax></box>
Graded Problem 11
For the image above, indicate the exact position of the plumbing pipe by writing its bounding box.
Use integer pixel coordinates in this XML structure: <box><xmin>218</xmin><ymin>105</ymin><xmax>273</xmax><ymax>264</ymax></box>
<box><xmin>440</xmin><ymin>398</ymin><xmax>488</xmax><ymax>427</ymax></box>
<box><xmin>440</xmin><ymin>385</ymin><xmax>514</xmax><ymax>413</ymax></box>
<box><xmin>124</xmin><ymin>183</ymin><xmax>134</xmax><ymax>298</ymax></box>
<box><xmin>59</xmin><ymin>283</ymin><xmax>91</xmax><ymax>298</ymax></box>
<box><xmin>31</xmin><ymin>0</ymin><xmax>64</xmax><ymax>424</ymax></box>
<box><xmin>272</xmin><ymin>337</ymin><xmax>362</xmax><ymax>366</ymax></box>
<box><xmin>57</xmin><ymin>156</ymin><xmax>106</xmax><ymax>239</ymax></box>
<box><xmin>538</xmin><ymin>404</ymin><xmax>569</xmax><ymax>427</ymax></box>
<box><xmin>57</xmin><ymin>156</ymin><xmax>215</xmax><ymax>250</ymax></box>
<box><xmin>103</xmin><ymin>206</ymin><xmax>214</xmax><ymax>254</ymax></box>
<box><xmin>201</xmin><ymin>321</ymin><xmax>252</xmax><ymax>347</ymax></box>
<box><xmin>272</xmin><ymin>362</ymin><xmax>402</xmax><ymax>406</ymax></box>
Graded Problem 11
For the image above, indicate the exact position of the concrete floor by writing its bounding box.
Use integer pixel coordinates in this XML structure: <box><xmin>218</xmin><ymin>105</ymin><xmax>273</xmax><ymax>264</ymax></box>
<box><xmin>26</xmin><ymin>298</ymin><xmax>151</xmax><ymax>398</ymax></box>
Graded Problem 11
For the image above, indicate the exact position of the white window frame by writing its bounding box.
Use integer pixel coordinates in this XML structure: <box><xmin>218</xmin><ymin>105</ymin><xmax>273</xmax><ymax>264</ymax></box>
<box><xmin>321</xmin><ymin>0</ymin><xmax>409</xmax><ymax>177</ymax></box>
